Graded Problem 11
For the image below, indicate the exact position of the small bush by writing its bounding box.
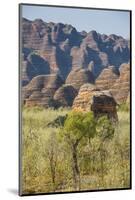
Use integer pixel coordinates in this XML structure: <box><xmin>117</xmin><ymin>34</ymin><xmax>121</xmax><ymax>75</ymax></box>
<box><xmin>117</xmin><ymin>103</ymin><xmax>130</xmax><ymax>112</ymax></box>
<box><xmin>21</xmin><ymin>106</ymin><xmax>130</xmax><ymax>193</ymax></box>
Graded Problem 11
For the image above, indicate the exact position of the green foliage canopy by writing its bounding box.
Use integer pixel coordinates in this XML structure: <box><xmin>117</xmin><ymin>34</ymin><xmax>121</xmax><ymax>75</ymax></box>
<box><xmin>61</xmin><ymin>111</ymin><xmax>96</xmax><ymax>145</ymax></box>
<box><xmin>96</xmin><ymin>116</ymin><xmax>114</xmax><ymax>142</ymax></box>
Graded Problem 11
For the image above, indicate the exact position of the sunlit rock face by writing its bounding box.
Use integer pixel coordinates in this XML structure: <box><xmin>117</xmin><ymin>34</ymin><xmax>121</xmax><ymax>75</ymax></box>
<box><xmin>72</xmin><ymin>84</ymin><xmax>118</xmax><ymax>120</ymax></box>
<box><xmin>110</xmin><ymin>63</ymin><xmax>130</xmax><ymax>103</ymax></box>
<box><xmin>22</xmin><ymin>74</ymin><xmax>63</xmax><ymax>107</ymax></box>
<box><xmin>95</xmin><ymin>66</ymin><xmax>119</xmax><ymax>90</ymax></box>
<box><xmin>66</xmin><ymin>68</ymin><xmax>95</xmax><ymax>91</ymax></box>
<box><xmin>21</xmin><ymin>17</ymin><xmax>130</xmax><ymax>108</ymax></box>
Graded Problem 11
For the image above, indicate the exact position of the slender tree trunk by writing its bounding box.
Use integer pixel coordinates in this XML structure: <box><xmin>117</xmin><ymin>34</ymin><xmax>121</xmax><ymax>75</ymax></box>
<box><xmin>71</xmin><ymin>143</ymin><xmax>80</xmax><ymax>191</ymax></box>
<box><xmin>100</xmin><ymin>151</ymin><xmax>104</xmax><ymax>186</ymax></box>
<box><xmin>49</xmin><ymin>148</ymin><xmax>57</xmax><ymax>192</ymax></box>
<box><xmin>50</xmin><ymin>160</ymin><xmax>56</xmax><ymax>191</ymax></box>
<box><xmin>99</xmin><ymin>142</ymin><xmax>105</xmax><ymax>187</ymax></box>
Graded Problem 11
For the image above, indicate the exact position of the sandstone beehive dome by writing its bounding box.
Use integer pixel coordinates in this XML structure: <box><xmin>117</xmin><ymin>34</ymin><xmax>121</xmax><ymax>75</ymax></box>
<box><xmin>110</xmin><ymin>63</ymin><xmax>130</xmax><ymax>103</ymax></box>
<box><xmin>23</xmin><ymin>74</ymin><xmax>63</xmax><ymax>107</ymax></box>
<box><xmin>53</xmin><ymin>84</ymin><xmax>78</xmax><ymax>107</ymax></box>
<box><xmin>66</xmin><ymin>68</ymin><xmax>95</xmax><ymax>91</ymax></box>
<box><xmin>72</xmin><ymin>83</ymin><xmax>117</xmax><ymax>120</ymax></box>
<box><xmin>95</xmin><ymin>66</ymin><xmax>119</xmax><ymax>90</ymax></box>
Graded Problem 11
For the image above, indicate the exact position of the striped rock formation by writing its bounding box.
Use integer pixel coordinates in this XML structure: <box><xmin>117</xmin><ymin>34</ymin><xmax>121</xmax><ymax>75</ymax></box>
<box><xmin>70</xmin><ymin>46</ymin><xmax>88</xmax><ymax>69</ymax></box>
<box><xmin>22</xmin><ymin>18</ymin><xmax>130</xmax><ymax>78</ymax></box>
<box><xmin>22</xmin><ymin>18</ymin><xmax>45</xmax><ymax>50</ymax></box>
<box><xmin>21</xmin><ymin>17</ymin><xmax>130</xmax><ymax>109</ymax></box>
<box><xmin>72</xmin><ymin>84</ymin><xmax>98</xmax><ymax>112</ymax></box>
<box><xmin>72</xmin><ymin>83</ymin><xmax>117</xmax><ymax>120</ymax></box>
<box><xmin>66</xmin><ymin>68</ymin><xmax>95</xmax><ymax>91</ymax></box>
<box><xmin>95</xmin><ymin>66</ymin><xmax>119</xmax><ymax>90</ymax></box>
<box><xmin>110</xmin><ymin>63</ymin><xmax>130</xmax><ymax>103</ymax></box>
<box><xmin>22</xmin><ymin>74</ymin><xmax>63</xmax><ymax>107</ymax></box>
<box><xmin>53</xmin><ymin>84</ymin><xmax>78</xmax><ymax>107</ymax></box>
<box><xmin>21</xmin><ymin>53</ymin><xmax>50</xmax><ymax>86</ymax></box>
<box><xmin>126</xmin><ymin>93</ymin><xmax>130</xmax><ymax>104</ymax></box>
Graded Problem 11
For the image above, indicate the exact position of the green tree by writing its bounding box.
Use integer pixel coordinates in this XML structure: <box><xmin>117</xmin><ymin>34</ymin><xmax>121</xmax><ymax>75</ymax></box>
<box><xmin>42</xmin><ymin>130</ymin><xmax>59</xmax><ymax>192</ymax></box>
<box><xmin>60</xmin><ymin>111</ymin><xmax>96</xmax><ymax>190</ymax></box>
<box><xmin>96</xmin><ymin>116</ymin><xmax>114</xmax><ymax>186</ymax></box>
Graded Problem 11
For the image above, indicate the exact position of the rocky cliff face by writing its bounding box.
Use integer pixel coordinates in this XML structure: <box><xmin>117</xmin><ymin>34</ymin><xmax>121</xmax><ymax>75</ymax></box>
<box><xmin>22</xmin><ymin>49</ymin><xmax>50</xmax><ymax>86</ymax></box>
<box><xmin>21</xmin><ymin>17</ymin><xmax>130</xmax><ymax>108</ymax></box>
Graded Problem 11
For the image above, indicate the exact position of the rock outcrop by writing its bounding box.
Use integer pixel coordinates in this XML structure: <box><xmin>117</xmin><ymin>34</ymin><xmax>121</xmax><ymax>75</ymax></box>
<box><xmin>126</xmin><ymin>92</ymin><xmax>130</xmax><ymax>104</ymax></box>
<box><xmin>53</xmin><ymin>84</ymin><xmax>77</xmax><ymax>107</ymax></box>
<box><xmin>22</xmin><ymin>74</ymin><xmax>63</xmax><ymax>107</ymax></box>
<box><xmin>70</xmin><ymin>46</ymin><xmax>88</xmax><ymax>69</ymax></box>
<box><xmin>66</xmin><ymin>68</ymin><xmax>95</xmax><ymax>91</ymax></box>
<box><xmin>95</xmin><ymin>66</ymin><xmax>119</xmax><ymax>90</ymax></box>
<box><xmin>22</xmin><ymin>18</ymin><xmax>46</xmax><ymax>50</ymax></box>
<box><xmin>21</xmin><ymin>60</ymin><xmax>30</xmax><ymax>86</ymax></box>
<box><xmin>73</xmin><ymin>84</ymin><xmax>117</xmax><ymax>120</ymax></box>
<box><xmin>21</xmin><ymin>52</ymin><xmax>50</xmax><ymax>86</ymax></box>
<box><xmin>22</xmin><ymin>18</ymin><xmax>130</xmax><ymax>78</ymax></box>
<box><xmin>21</xmin><ymin>17</ymin><xmax>130</xmax><ymax>109</ymax></box>
<box><xmin>91</xmin><ymin>90</ymin><xmax>118</xmax><ymax>120</ymax></box>
<box><xmin>82</xmin><ymin>30</ymin><xmax>100</xmax><ymax>51</ymax></box>
<box><xmin>111</xmin><ymin>63</ymin><xmax>130</xmax><ymax>103</ymax></box>
<box><xmin>72</xmin><ymin>84</ymin><xmax>98</xmax><ymax>112</ymax></box>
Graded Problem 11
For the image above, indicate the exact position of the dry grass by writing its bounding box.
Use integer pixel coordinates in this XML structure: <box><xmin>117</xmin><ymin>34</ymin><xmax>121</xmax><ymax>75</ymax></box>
<box><xmin>21</xmin><ymin>106</ymin><xmax>130</xmax><ymax>194</ymax></box>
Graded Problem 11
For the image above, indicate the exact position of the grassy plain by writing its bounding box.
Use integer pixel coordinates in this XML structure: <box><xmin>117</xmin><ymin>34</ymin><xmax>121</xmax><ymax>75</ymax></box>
<box><xmin>21</xmin><ymin>106</ymin><xmax>130</xmax><ymax>194</ymax></box>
